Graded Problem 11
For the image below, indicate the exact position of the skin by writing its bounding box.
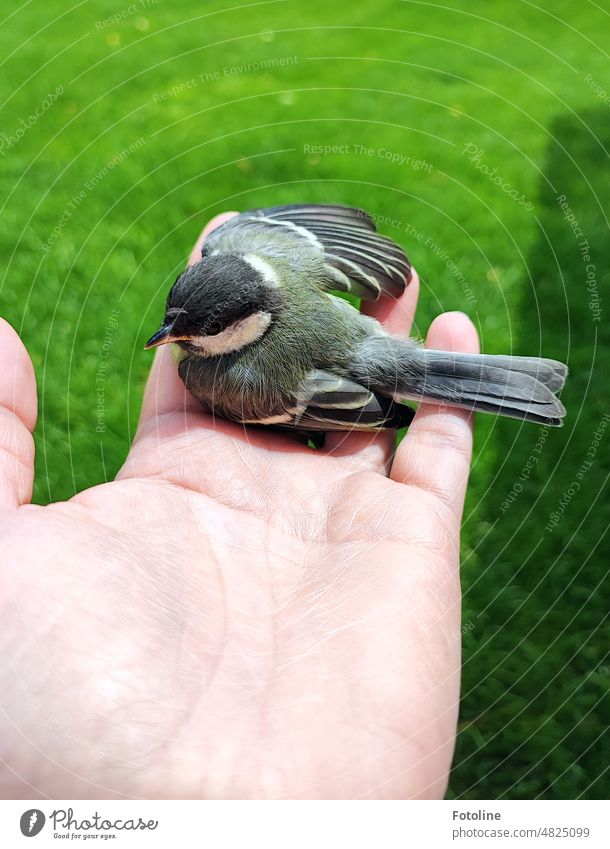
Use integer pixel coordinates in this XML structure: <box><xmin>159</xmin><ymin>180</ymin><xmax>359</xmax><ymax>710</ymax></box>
<box><xmin>0</xmin><ymin>214</ymin><xmax>478</xmax><ymax>800</ymax></box>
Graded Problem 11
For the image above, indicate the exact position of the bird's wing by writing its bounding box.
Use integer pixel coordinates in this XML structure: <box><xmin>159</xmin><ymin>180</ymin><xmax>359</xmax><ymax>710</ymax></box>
<box><xmin>202</xmin><ymin>203</ymin><xmax>411</xmax><ymax>300</ymax></box>
<box><xmin>276</xmin><ymin>369</ymin><xmax>414</xmax><ymax>432</ymax></box>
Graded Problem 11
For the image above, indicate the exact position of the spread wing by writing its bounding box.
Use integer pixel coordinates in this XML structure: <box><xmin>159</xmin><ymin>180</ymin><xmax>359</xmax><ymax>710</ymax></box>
<box><xmin>202</xmin><ymin>203</ymin><xmax>412</xmax><ymax>300</ymax></box>
<box><xmin>255</xmin><ymin>370</ymin><xmax>414</xmax><ymax>432</ymax></box>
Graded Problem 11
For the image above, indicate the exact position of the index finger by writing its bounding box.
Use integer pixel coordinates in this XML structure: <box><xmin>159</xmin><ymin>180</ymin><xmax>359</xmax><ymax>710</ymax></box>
<box><xmin>136</xmin><ymin>212</ymin><xmax>238</xmax><ymax>433</ymax></box>
<box><xmin>390</xmin><ymin>311</ymin><xmax>479</xmax><ymax>521</ymax></box>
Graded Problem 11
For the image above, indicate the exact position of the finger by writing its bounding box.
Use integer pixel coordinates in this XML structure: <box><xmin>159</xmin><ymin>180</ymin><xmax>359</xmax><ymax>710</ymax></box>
<box><xmin>187</xmin><ymin>212</ymin><xmax>237</xmax><ymax>268</ymax></box>
<box><xmin>0</xmin><ymin>319</ymin><xmax>38</xmax><ymax>508</ymax></box>
<box><xmin>136</xmin><ymin>212</ymin><xmax>238</xmax><ymax>435</ymax></box>
<box><xmin>324</xmin><ymin>269</ymin><xmax>420</xmax><ymax>471</ymax></box>
<box><xmin>390</xmin><ymin>311</ymin><xmax>480</xmax><ymax>520</ymax></box>
<box><xmin>361</xmin><ymin>266</ymin><xmax>420</xmax><ymax>335</ymax></box>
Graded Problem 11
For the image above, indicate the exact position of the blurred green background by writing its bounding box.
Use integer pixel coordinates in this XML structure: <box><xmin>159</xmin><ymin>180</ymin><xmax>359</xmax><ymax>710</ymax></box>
<box><xmin>0</xmin><ymin>0</ymin><xmax>608</xmax><ymax>799</ymax></box>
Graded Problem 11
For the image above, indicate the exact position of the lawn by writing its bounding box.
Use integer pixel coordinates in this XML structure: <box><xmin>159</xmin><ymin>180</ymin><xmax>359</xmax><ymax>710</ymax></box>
<box><xmin>0</xmin><ymin>0</ymin><xmax>608</xmax><ymax>799</ymax></box>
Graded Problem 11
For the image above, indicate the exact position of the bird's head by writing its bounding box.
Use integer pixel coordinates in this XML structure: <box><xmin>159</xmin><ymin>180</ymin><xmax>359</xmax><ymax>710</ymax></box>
<box><xmin>144</xmin><ymin>254</ymin><xmax>282</xmax><ymax>357</ymax></box>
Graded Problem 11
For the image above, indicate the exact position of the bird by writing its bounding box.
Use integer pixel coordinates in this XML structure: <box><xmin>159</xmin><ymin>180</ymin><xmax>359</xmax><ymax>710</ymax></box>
<box><xmin>145</xmin><ymin>203</ymin><xmax>567</xmax><ymax>439</ymax></box>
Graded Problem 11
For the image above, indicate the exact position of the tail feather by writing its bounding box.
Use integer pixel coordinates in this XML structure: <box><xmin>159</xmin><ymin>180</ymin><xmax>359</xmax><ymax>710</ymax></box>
<box><xmin>390</xmin><ymin>348</ymin><xmax>568</xmax><ymax>426</ymax></box>
<box><xmin>422</xmin><ymin>352</ymin><xmax>568</xmax><ymax>393</ymax></box>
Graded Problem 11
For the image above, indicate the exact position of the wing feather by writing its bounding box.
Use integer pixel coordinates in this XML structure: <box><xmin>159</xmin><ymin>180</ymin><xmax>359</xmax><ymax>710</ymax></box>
<box><xmin>290</xmin><ymin>370</ymin><xmax>414</xmax><ymax>431</ymax></box>
<box><xmin>202</xmin><ymin>203</ymin><xmax>411</xmax><ymax>300</ymax></box>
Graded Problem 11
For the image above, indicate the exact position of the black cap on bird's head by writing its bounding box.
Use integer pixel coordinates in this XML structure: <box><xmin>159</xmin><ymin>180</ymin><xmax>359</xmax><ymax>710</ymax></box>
<box><xmin>144</xmin><ymin>254</ymin><xmax>282</xmax><ymax>356</ymax></box>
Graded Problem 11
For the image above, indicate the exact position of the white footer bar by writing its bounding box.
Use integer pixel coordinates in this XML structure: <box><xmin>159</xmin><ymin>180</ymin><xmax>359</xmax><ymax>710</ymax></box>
<box><xmin>0</xmin><ymin>799</ymin><xmax>608</xmax><ymax>848</ymax></box>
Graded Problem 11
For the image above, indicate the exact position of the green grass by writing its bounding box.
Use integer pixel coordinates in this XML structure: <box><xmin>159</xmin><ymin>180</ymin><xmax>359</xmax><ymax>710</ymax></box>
<box><xmin>1</xmin><ymin>0</ymin><xmax>608</xmax><ymax>799</ymax></box>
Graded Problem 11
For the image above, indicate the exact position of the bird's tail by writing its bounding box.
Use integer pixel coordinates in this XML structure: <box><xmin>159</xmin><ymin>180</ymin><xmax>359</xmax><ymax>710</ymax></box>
<box><xmin>400</xmin><ymin>348</ymin><xmax>567</xmax><ymax>425</ymax></box>
<box><xmin>358</xmin><ymin>341</ymin><xmax>568</xmax><ymax>426</ymax></box>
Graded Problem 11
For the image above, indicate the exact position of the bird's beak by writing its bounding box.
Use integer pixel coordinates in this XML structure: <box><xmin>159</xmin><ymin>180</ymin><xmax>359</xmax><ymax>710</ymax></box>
<box><xmin>144</xmin><ymin>324</ymin><xmax>174</xmax><ymax>349</ymax></box>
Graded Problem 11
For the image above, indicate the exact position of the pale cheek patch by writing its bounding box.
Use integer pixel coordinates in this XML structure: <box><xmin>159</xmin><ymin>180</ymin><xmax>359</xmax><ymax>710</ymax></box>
<box><xmin>243</xmin><ymin>254</ymin><xmax>280</xmax><ymax>289</ymax></box>
<box><xmin>189</xmin><ymin>311</ymin><xmax>272</xmax><ymax>356</ymax></box>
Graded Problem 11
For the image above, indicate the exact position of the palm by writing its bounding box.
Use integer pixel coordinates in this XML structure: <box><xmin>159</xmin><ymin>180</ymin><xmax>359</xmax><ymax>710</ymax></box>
<box><xmin>0</xmin><ymin>216</ymin><xmax>478</xmax><ymax>799</ymax></box>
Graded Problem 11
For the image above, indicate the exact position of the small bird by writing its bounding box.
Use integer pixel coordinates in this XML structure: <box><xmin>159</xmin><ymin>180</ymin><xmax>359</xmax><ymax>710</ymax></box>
<box><xmin>145</xmin><ymin>203</ymin><xmax>567</xmax><ymax>437</ymax></box>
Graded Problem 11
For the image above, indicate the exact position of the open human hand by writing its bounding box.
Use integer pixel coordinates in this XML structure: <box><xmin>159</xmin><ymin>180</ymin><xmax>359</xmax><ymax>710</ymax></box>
<box><xmin>0</xmin><ymin>214</ymin><xmax>478</xmax><ymax>799</ymax></box>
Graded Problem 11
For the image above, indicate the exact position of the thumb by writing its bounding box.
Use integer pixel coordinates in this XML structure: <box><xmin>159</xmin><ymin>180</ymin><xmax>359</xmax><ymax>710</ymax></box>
<box><xmin>0</xmin><ymin>319</ymin><xmax>37</xmax><ymax>507</ymax></box>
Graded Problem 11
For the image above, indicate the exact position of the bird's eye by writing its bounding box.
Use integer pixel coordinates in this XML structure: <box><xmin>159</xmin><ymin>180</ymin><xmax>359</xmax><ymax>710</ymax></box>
<box><xmin>206</xmin><ymin>321</ymin><xmax>223</xmax><ymax>336</ymax></box>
